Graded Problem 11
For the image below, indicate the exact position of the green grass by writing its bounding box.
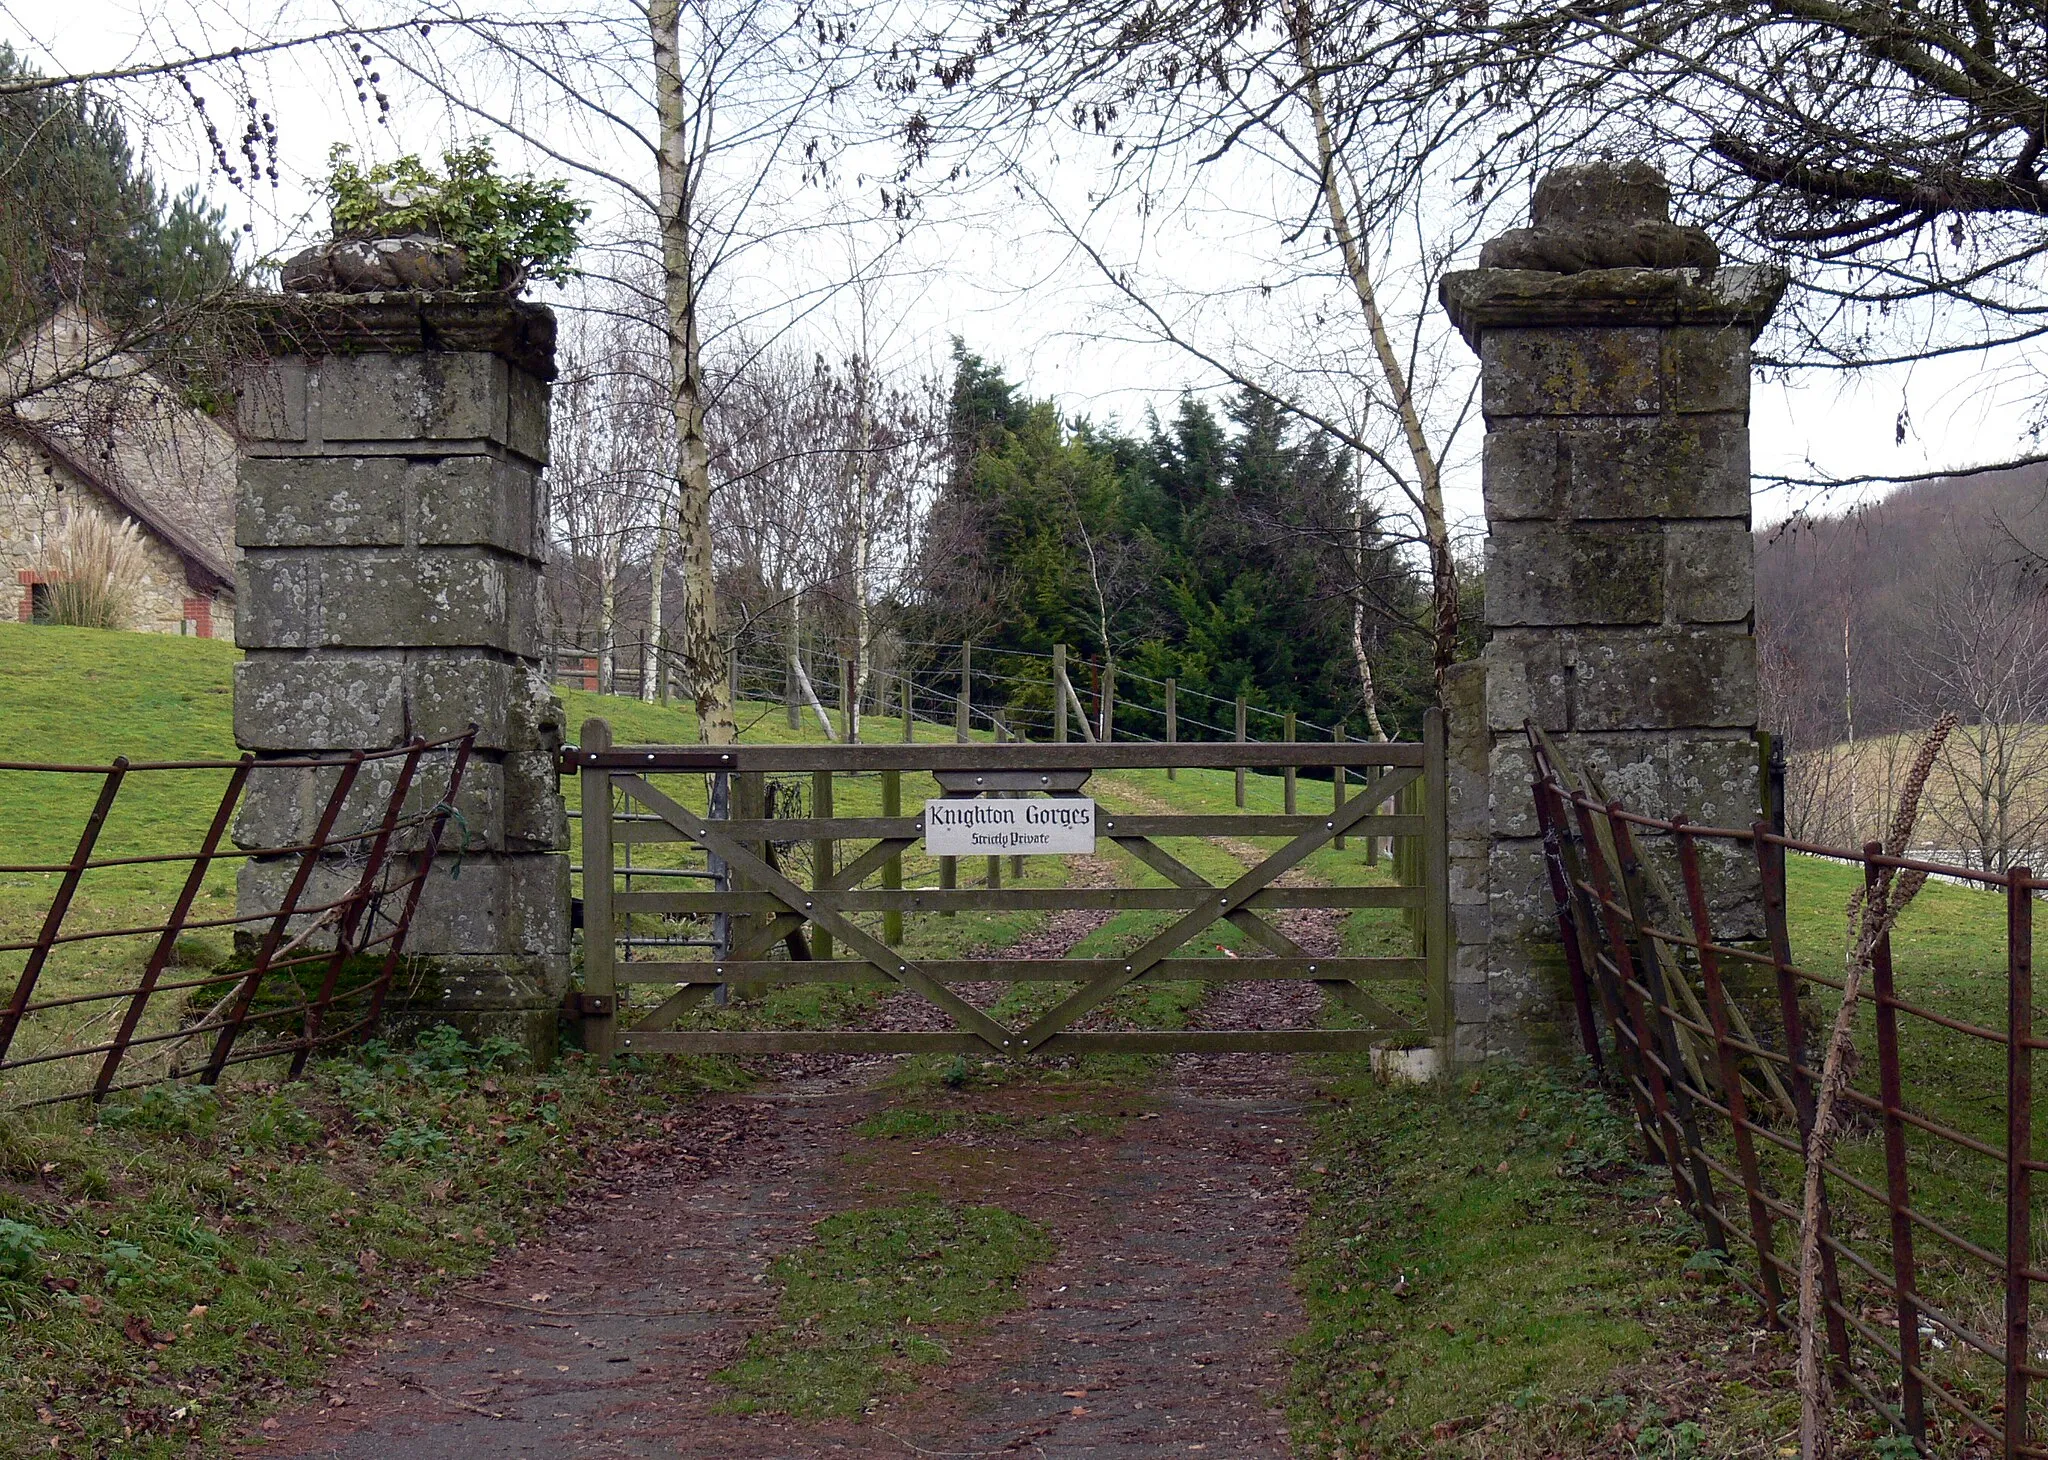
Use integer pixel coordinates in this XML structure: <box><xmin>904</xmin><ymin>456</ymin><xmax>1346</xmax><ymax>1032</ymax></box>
<box><xmin>1285</xmin><ymin>1058</ymin><xmax>1879</xmax><ymax>1459</ymax></box>
<box><xmin>714</xmin><ymin>1199</ymin><xmax>1054</xmax><ymax>1417</ymax></box>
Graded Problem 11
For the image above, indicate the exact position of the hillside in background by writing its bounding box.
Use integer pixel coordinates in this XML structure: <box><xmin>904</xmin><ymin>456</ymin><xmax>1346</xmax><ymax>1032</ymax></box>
<box><xmin>1755</xmin><ymin>463</ymin><xmax>2048</xmax><ymax>752</ymax></box>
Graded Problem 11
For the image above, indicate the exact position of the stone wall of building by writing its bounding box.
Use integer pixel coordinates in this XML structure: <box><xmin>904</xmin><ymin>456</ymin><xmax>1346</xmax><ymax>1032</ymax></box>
<box><xmin>233</xmin><ymin>292</ymin><xmax>571</xmax><ymax>1061</ymax></box>
<box><xmin>1437</xmin><ymin>162</ymin><xmax>1786</xmax><ymax>1063</ymax></box>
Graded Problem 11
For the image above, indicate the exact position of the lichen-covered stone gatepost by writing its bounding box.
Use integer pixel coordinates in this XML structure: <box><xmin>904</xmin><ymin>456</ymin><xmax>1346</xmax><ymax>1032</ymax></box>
<box><xmin>232</xmin><ymin>288</ymin><xmax>571</xmax><ymax>1062</ymax></box>
<box><xmin>1436</xmin><ymin>161</ymin><xmax>1787</xmax><ymax>1064</ymax></box>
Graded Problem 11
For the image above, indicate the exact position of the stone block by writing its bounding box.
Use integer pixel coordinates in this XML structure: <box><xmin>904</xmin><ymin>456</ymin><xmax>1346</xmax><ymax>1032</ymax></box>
<box><xmin>1481</xmin><ymin>326</ymin><xmax>1662</xmax><ymax>417</ymax></box>
<box><xmin>1486</xmin><ymin>522</ymin><xmax>1664</xmax><ymax>626</ymax></box>
<box><xmin>319</xmin><ymin>352</ymin><xmax>510</xmax><ymax>444</ymax></box>
<box><xmin>1483</xmin><ymin>633</ymin><xmax>1568</xmax><ymax>732</ymax></box>
<box><xmin>506</xmin><ymin>368</ymin><xmax>551</xmax><ymax>465</ymax></box>
<box><xmin>401</xmin><ymin>654</ymin><xmax>516</xmax><ymax>749</ymax></box>
<box><xmin>1481</xmin><ymin>427</ymin><xmax>1562</xmax><ymax>520</ymax></box>
<box><xmin>237</xmin><ymin>359</ymin><xmax>308</xmax><ymax>442</ymax></box>
<box><xmin>414</xmin><ymin>456</ymin><xmax>543</xmax><ymax>558</ymax></box>
<box><xmin>240</xmin><ymin>549</ymin><xmax>530</xmax><ymax>653</ymax></box>
<box><xmin>503</xmin><ymin>750</ymin><xmax>569</xmax><ymax>850</ymax></box>
<box><xmin>235</xmin><ymin>653</ymin><xmax>404</xmax><ymax>751</ymax></box>
<box><xmin>404</xmin><ymin>852</ymin><xmax>572</xmax><ymax>959</ymax></box>
<box><xmin>1665</xmin><ymin>523</ymin><xmax>1755</xmax><ymax>624</ymax></box>
<box><xmin>1666</xmin><ymin>325</ymin><xmax>1751</xmax><ymax>413</ymax></box>
<box><xmin>1565</xmin><ymin>417</ymin><xmax>1748</xmax><ymax>520</ymax></box>
<box><xmin>1487</xmin><ymin>837</ymin><xmax>1555</xmax><ymax>944</ymax></box>
<box><xmin>232</xmin><ymin>752</ymin><xmax>505</xmax><ymax>854</ymax></box>
<box><xmin>1570</xmin><ymin>630</ymin><xmax>1756</xmax><ymax>730</ymax></box>
<box><xmin>239</xmin><ymin>457</ymin><xmax>405</xmax><ymax>549</ymax></box>
<box><xmin>1486</xmin><ymin>731</ymin><xmax>1762</xmax><ymax>837</ymax></box>
<box><xmin>510</xmin><ymin>671</ymin><xmax>568</xmax><ymax>754</ymax></box>
<box><xmin>236</xmin><ymin>552</ymin><xmax>315</xmax><ymax>650</ymax></box>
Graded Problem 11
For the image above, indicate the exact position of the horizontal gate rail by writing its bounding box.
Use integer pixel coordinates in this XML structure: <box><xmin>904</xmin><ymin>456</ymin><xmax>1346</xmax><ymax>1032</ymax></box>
<box><xmin>571</xmin><ymin>711</ymin><xmax>1446</xmax><ymax>1059</ymax></box>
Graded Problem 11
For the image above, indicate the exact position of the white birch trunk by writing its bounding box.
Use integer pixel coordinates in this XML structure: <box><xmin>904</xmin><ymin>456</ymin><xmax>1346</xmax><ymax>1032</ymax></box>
<box><xmin>651</xmin><ymin>0</ymin><xmax>735</xmax><ymax>744</ymax></box>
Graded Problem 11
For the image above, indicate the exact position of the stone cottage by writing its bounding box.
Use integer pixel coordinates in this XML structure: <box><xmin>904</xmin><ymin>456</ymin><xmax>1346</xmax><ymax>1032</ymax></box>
<box><xmin>0</xmin><ymin>308</ymin><xmax>236</xmax><ymax>637</ymax></box>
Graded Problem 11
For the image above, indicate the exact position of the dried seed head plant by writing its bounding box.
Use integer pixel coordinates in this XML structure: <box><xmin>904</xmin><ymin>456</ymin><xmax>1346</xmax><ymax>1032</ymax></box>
<box><xmin>1797</xmin><ymin>710</ymin><xmax>1957</xmax><ymax>1459</ymax></box>
<box><xmin>34</xmin><ymin>511</ymin><xmax>148</xmax><ymax>630</ymax></box>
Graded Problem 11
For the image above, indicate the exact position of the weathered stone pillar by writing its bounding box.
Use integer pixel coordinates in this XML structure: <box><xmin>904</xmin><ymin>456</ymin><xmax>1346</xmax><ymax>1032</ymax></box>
<box><xmin>1437</xmin><ymin>162</ymin><xmax>1786</xmax><ymax>1063</ymax></box>
<box><xmin>233</xmin><ymin>290</ymin><xmax>570</xmax><ymax>1061</ymax></box>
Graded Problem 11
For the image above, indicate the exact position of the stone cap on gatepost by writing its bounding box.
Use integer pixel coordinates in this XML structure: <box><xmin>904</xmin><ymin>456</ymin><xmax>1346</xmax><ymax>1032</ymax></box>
<box><xmin>235</xmin><ymin>290</ymin><xmax>556</xmax><ymax>462</ymax></box>
<box><xmin>1439</xmin><ymin>160</ymin><xmax>1787</xmax><ymax>347</ymax></box>
<box><xmin>243</xmin><ymin>290</ymin><xmax>557</xmax><ymax>381</ymax></box>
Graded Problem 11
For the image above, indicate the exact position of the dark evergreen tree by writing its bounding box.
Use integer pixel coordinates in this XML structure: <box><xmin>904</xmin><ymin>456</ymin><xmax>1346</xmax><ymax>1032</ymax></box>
<box><xmin>0</xmin><ymin>47</ymin><xmax>238</xmax><ymax>348</ymax></box>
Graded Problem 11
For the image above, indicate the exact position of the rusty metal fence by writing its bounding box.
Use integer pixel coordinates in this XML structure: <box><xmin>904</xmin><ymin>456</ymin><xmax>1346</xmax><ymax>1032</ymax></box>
<box><xmin>1529</xmin><ymin>726</ymin><xmax>2038</xmax><ymax>1456</ymax></box>
<box><xmin>0</xmin><ymin>730</ymin><xmax>475</xmax><ymax>1108</ymax></box>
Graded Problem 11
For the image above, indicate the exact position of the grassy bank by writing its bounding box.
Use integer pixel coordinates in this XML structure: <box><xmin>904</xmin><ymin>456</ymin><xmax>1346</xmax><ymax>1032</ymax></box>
<box><xmin>0</xmin><ymin>1029</ymin><xmax>742</xmax><ymax>1455</ymax></box>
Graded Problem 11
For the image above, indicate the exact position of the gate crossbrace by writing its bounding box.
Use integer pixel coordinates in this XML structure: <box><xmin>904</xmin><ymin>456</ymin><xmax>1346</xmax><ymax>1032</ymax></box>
<box><xmin>1110</xmin><ymin>836</ymin><xmax>1307</xmax><ymax>956</ymax></box>
<box><xmin>730</xmin><ymin>836</ymin><xmax>919</xmax><ymax>962</ymax></box>
<box><xmin>613</xmin><ymin>777</ymin><xmax>1015</xmax><ymax>1053</ymax></box>
<box><xmin>1017</xmin><ymin>767</ymin><xmax>1418</xmax><ymax>1050</ymax></box>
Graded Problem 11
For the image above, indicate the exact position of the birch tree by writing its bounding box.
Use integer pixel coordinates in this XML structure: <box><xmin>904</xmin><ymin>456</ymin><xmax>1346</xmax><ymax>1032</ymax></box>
<box><xmin>383</xmin><ymin>0</ymin><xmax>880</xmax><ymax>742</ymax></box>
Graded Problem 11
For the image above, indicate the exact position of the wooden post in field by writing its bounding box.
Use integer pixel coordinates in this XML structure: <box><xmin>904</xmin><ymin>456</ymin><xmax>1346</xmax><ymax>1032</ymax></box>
<box><xmin>901</xmin><ymin>675</ymin><xmax>914</xmax><ymax>742</ymax></box>
<box><xmin>1333</xmin><ymin>720</ymin><xmax>1347</xmax><ymax>851</ymax></box>
<box><xmin>957</xmin><ymin>641</ymin><xmax>972</xmax><ymax>743</ymax></box>
<box><xmin>1235</xmin><ymin>694</ymin><xmax>1248</xmax><ymax>809</ymax></box>
<box><xmin>1283</xmin><ymin>710</ymin><xmax>1297</xmax><ymax>814</ymax></box>
<box><xmin>838</xmin><ymin>657</ymin><xmax>854</xmax><ymax>744</ymax></box>
<box><xmin>1054</xmin><ymin>644</ymin><xmax>1069</xmax><ymax>744</ymax></box>
<box><xmin>1165</xmin><ymin>677</ymin><xmax>1177</xmax><ymax>780</ymax></box>
<box><xmin>1101</xmin><ymin>661</ymin><xmax>1116</xmax><ymax>742</ymax></box>
<box><xmin>812</xmin><ymin>770</ymin><xmax>834</xmax><ymax>960</ymax></box>
<box><xmin>882</xmin><ymin>769</ymin><xmax>903</xmax><ymax>946</ymax></box>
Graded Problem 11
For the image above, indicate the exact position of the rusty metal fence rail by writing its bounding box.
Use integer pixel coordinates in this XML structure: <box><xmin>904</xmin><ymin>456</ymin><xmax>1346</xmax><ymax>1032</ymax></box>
<box><xmin>1529</xmin><ymin>726</ymin><xmax>2038</xmax><ymax>1457</ymax></box>
<box><xmin>0</xmin><ymin>730</ymin><xmax>475</xmax><ymax>1108</ymax></box>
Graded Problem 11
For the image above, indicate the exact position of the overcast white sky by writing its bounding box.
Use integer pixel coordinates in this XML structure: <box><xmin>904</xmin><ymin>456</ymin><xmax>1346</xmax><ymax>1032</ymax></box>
<box><xmin>19</xmin><ymin>0</ymin><xmax>2041</xmax><ymax>534</ymax></box>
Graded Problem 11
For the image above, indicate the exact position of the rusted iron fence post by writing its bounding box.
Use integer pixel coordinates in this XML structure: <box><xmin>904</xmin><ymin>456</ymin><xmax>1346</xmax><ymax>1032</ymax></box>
<box><xmin>2007</xmin><ymin>866</ymin><xmax>2033</xmax><ymax>1460</ymax></box>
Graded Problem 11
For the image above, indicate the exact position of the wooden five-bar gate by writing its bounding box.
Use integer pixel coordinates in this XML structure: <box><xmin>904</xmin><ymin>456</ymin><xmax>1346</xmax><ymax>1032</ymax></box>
<box><xmin>563</xmin><ymin>713</ymin><xmax>1448</xmax><ymax>1058</ymax></box>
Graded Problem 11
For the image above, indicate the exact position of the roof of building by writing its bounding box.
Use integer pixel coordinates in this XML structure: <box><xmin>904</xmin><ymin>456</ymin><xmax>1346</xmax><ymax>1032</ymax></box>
<box><xmin>3</xmin><ymin>308</ymin><xmax>236</xmax><ymax>595</ymax></box>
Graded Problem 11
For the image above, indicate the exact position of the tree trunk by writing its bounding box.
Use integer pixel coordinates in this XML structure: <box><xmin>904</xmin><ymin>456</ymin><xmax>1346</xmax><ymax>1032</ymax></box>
<box><xmin>642</xmin><ymin>502</ymin><xmax>668</xmax><ymax>703</ymax></box>
<box><xmin>598</xmin><ymin>566</ymin><xmax>618</xmax><ymax>696</ymax></box>
<box><xmin>651</xmin><ymin>0</ymin><xmax>734</xmax><ymax>744</ymax></box>
<box><xmin>1290</xmin><ymin>2</ymin><xmax>1458</xmax><ymax>687</ymax></box>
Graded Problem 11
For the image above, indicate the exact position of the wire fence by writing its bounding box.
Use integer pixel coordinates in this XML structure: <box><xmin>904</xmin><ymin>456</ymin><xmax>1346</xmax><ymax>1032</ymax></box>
<box><xmin>1529</xmin><ymin>725</ymin><xmax>2041</xmax><ymax>1457</ymax></box>
<box><xmin>0</xmin><ymin>730</ymin><xmax>476</xmax><ymax>1109</ymax></box>
<box><xmin>547</xmin><ymin>626</ymin><xmax>1370</xmax><ymax>749</ymax></box>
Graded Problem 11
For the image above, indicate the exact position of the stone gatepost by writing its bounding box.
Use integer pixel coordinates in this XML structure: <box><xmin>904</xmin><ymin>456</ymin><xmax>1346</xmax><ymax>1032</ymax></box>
<box><xmin>233</xmin><ymin>288</ymin><xmax>571</xmax><ymax>1061</ymax></box>
<box><xmin>1437</xmin><ymin>162</ymin><xmax>1787</xmax><ymax>1064</ymax></box>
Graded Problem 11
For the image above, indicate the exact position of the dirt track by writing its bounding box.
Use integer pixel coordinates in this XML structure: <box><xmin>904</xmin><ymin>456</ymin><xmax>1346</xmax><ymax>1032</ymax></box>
<box><xmin>243</xmin><ymin>918</ymin><xmax>1332</xmax><ymax>1459</ymax></box>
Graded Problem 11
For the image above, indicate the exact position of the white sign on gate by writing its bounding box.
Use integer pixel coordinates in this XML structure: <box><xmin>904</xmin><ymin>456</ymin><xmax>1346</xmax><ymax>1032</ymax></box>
<box><xmin>923</xmin><ymin>797</ymin><xmax>1096</xmax><ymax>856</ymax></box>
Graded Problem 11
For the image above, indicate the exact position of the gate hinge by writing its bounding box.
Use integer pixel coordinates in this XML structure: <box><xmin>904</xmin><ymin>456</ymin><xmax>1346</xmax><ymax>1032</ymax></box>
<box><xmin>567</xmin><ymin>991</ymin><xmax>614</xmax><ymax>1018</ymax></box>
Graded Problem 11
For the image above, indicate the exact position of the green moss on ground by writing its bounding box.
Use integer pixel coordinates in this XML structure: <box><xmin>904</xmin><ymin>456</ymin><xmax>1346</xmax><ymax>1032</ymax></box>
<box><xmin>715</xmin><ymin>1199</ymin><xmax>1054</xmax><ymax>1417</ymax></box>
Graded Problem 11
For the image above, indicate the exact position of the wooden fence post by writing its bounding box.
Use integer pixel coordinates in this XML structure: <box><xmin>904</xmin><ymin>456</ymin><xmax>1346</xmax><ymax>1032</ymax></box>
<box><xmin>812</xmin><ymin>770</ymin><xmax>835</xmax><ymax>961</ymax></box>
<box><xmin>1283</xmin><ymin>710</ymin><xmax>1297</xmax><ymax>815</ymax></box>
<box><xmin>1332</xmin><ymin>720</ymin><xmax>1346</xmax><ymax>851</ymax></box>
<box><xmin>901</xmin><ymin>675</ymin><xmax>915</xmax><ymax>742</ymax></box>
<box><xmin>1054</xmin><ymin>644</ymin><xmax>1069</xmax><ymax>745</ymax></box>
<box><xmin>883</xmin><ymin>770</ymin><xmax>903</xmax><ymax>946</ymax></box>
<box><xmin>1423</xmin><ymin>707</ymin><xmax>1449</xmax><ymax>1043</ymax></box>
<box><xmin>1235</xmin><ymin>694</ymin><xmax>1248</xmax><ymax>809</ymax></box>
<box><xmin>957</xmin><ymin>641</ymin><xmax>972</xmax><ymax>743</ymax></box>
<box><xmin>1165</xmin><ymin>678</ymin><xmax>1177</xmax><ymax>780</ymax></box>
<box><xmin>1101</xmin><ymin>660</ymin><xmax>1116</xmax><ymax>743</ymax></box>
